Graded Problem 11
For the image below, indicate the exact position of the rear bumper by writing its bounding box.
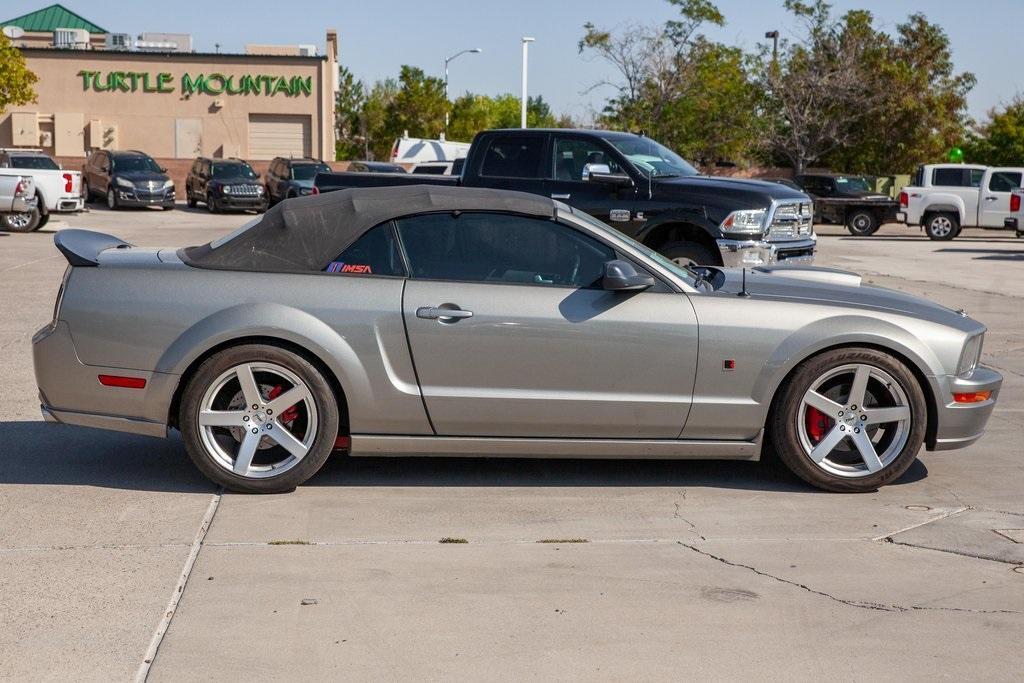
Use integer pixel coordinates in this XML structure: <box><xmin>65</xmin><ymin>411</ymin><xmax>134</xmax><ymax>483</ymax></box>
<box><xmin>717</xmin><ymin>235</ymin><xmax>816</xmax><ymax>267</ymax></box>
<box><xmin>33</xmin><ymin>320</ymin><xmax>174</xmax><ymax>437</ymax></box>
<box><xmin>929</xmin><ymin>365</ymin><xmax>1002</xmax><ymax>451</ymax></box>
<box><xmin>54</xmin><ymin>196</ymin><xmax>85</xmax><ymax>213</ymax></box>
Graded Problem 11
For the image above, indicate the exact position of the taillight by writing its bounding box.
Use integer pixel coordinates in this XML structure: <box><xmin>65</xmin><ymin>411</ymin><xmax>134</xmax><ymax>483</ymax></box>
<box><xmin>899</xmin><ymin>191</ymin><xmax>908</xmax><ymax>208</ymax></box>
<box><xmin>311</xmin><ymin>186</ymin><xmax>319</xmax><ymax>195</ymax></box>
<box><xmin>13</xmin><ymin>179</ymin><xmax>24</xmax><ymax>197</ymax></box>
<box><xmin>63</xmin><ymin>173</ymin><xmax>73</xmax><ymax>193</ymax></box>
<box><xmin>1012</xmin><ymin>193</ymin><xmax>1020</xmax><ymax>213</ymax></box>
<box><xmin>390</xmin><ymin>141</ymin><xmax>399</xmax><ymax>162</ymax></box>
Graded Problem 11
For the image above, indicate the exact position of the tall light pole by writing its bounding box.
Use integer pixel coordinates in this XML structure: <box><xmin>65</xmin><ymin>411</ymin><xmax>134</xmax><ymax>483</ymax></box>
<box><xmin>764</xmin><ymin>30</ymin><xmax>779</xmax><ymax>64</ymax></box>
<box><xmin>521</xmin><ymin>37</ymin><xmax>535</xmax><ymax>129</ymax></box>
<box><xmin>444</xmin><ymin>48</ymin><xmax>482</xmax><ymax>132</ymax></box>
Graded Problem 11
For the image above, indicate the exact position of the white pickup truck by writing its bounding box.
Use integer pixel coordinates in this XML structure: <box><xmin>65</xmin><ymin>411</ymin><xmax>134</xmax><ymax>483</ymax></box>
<box><xmin>898</xmin><ymin>163</ymin><xmax>1024</xmax><ymax>240</ymax></box>
<box><xmin>0</xmin><ymin>174</ymin><xmax>38</xmax><ymax>231</ymax></box>
<box><xmin>0</xmin><ymin>148</ymin><xmax>84</xmax><ymax>232</ymax></box>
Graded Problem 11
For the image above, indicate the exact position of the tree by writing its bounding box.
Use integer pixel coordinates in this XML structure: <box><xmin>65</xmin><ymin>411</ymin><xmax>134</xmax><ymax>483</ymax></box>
<box><xmin>965</xmin><ymin>97</ymin><xmax>1024</xmax><ymax>166</ymax></box>
<box><xmin>382</xmin><ymin>66</ymin><xmax>447</xmax><ymax>147</ymax></box>
<box><xmin>0</xmin><ymin>32</ymin><xmax>37</xmax><ymax>116</ymax></box>
<box><xmin>579</xmin><ymin>0</ymin><xmax>760</xmax><ymax>165</ymax></box>
<box><xmin>755</xmin><ymin>1</ymin><xmax>889</xmax><ymax>174</ymax></box>
<box><xmin>334</xmin><ymin>66</ymin><xmax>366</xmax><ymax>160</ymax></box>
<box><xmin>447</xmin><ymin>93</ymin><xmax>561</xmax><ymax>142</ymax></box>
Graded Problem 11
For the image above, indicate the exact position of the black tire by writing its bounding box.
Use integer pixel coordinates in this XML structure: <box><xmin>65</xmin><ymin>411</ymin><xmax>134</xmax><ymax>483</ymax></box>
<box><xmin>187</xmin><ymin>190</ymin><xmax>197</xmax><ymax>209</ymax></box>
<box><xmin>106</xmin><ymin>187</ymin><xmax>118</xmax><ymax>210</ymax></box>
<box><xmin>206</xmin><ymin>193</ymin><xmax>218</xmax><ymax>213</ymax></box>
<box><xmin>36</xmin><ymin>212</ymin><xmax>50</xmax><ymax>229</ymax></box>
<box><xmin>179</xmin><ymin>344</ymin><xmax>340</xmax><ymax>493</ymax></box>
<box><xmin>658</xmin><ymin>240</ymin><xmax>718</xmax><ymax>267</ymax></box>
<box><xmin>162</xmin><ymin>204</ymin><xmax>175</xmax><ymax>211</ymax></box>
<box><xmin>0</xmin><ymin>209</ymin><xmax>41</xmax><ymax>232</ymax></box>
<box><xmin>846</xmin><ymin>210</ymin><xmax>879</xmax><ymax>236</ymax></box>
<box><xmin>83</xmin><ymin>181</ymin><xmax>93</xmax><ymax>203</ymax></box>
<box><xmin>924</xmin><ymin>212</ymin><xmax>958</xmax><ymax>240</ymax></box>
<box><xmin>770</xmin><ymin>347</ymin><xmax>927</xmax><ymax>492</ymax></box>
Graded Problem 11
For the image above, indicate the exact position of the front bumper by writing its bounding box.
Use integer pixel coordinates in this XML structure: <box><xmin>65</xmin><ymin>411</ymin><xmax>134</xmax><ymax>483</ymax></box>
<box><xmin>33</xmin><ymin>320</ymin><xmax>174</xmax><ymax>438</ymax></box>
<box><xmin>116</xmin><ymin>187</ymin><xmax>175</xmax><ymax>207</ymax></box>
<box><xmin>929</xmin><ymin>365</ymin><xmax>1003</xmax><ymax>451</ymax></box>
<box><xmin>716</xmin><ymin>235</ymin><xmax>817</xmax><ymax>267</ymax></box>
<box><xmin>216</xmin><ymin>194</ymin><xmax>268</xmax><ymax>211</ymax></box>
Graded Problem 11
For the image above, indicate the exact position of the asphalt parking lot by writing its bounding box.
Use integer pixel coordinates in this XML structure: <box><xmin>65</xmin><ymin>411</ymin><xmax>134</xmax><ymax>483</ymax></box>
<box><xmin>1</xmin><ymin>205</ymin><xmax>1022</xmax><ymax>680</ymax></box>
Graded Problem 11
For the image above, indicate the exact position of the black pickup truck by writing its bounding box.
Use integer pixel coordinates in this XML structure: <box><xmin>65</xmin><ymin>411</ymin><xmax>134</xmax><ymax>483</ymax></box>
<box><xmin>791</xmin><ymin>173</ymin><xmax>899</xmax><ymax>236</ymax></box>
<box><xmin>315</xmin><ymin>129</ymin><xmax>816</xmax><ymax>266</ymax></box>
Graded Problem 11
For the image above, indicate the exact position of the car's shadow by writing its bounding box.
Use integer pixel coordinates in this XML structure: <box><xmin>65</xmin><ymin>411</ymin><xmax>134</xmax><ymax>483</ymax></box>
<box><xmin>0</xmin><ymin>421</ymin><xmax>928</xmax><ymax>493</ymax></box>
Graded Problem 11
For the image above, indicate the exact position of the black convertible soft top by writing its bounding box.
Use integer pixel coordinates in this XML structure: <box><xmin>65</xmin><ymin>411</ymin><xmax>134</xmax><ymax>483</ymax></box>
<box><xmin>182</xmin><ymin>184</ymin><xmax>559</xmax><ymax>272</ymax></box>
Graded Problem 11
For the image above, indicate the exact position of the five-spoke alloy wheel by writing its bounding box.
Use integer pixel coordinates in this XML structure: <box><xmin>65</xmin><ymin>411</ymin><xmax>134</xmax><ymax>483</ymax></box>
<box><xmin>772</xmin><ymin>348</ymin><xmax>926</xmax><ymax>492</ymax></box>
<box><xmin>180</xmin><ymin>344</ymin><xmax>340</xmax><ymax>493</ymax></box>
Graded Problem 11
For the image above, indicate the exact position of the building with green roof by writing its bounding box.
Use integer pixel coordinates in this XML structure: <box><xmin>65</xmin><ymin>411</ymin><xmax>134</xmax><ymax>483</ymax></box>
<box><xmin>1</xmin><ymin>3</ymin><xmax>107</xmax><ymax>48</ymax></box>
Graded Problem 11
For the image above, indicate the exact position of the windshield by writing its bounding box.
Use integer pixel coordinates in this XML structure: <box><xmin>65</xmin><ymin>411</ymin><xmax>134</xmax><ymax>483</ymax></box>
<box><xmin>563</xmin><ymin>207</ymin><xmax>696</xmax><ymax>285</ymax></box>
<box><xmin>603</xmin><ymin>135</ymin><xmax>699</xmax><ymax>178</ymax></box>
<box><xmin>113</xmin><ymin>156</ymin><xmax>163</xmax><ymax>173</ymax></box>
<box><xmin>10</xmin><ymin>155</ymin><xmax>59</xmax><ymax>170</ymax></box>
<box><xmin>291</xmin><ymin>164</ymin><xmax>330</xmax><ymax>181</ymax></box>
<box><xmin>211</xmin><ymin>162</ymin><xmax>257</xmax><ymax>180</ymax></box>
<box><xmin>834</xmin><ymin>176</ymin><xmax>872</xmax><ymax>194</ymax></box>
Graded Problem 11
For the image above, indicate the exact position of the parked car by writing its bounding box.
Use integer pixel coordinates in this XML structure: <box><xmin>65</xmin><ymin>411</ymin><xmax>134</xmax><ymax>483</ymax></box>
<box><xmin>411</xmin><ymin>159</ymin><xmax>465</xmax><ymax>175</ymax></box>
<box><xmin>793</xmin><ymin>173</ymin><xmax>900</xmax><ymax>236</ymax></box>
<box><xmin>0</xmin><ymin>174</ymin><xmax>38</xmax><ymax>232</ymax></box>
<box><xmin>316</xmin><ymin>129</ymin><xmax>817</xmax><ymax>266</ymax></box>
<box><xmin>346</xmin><ymin>161</ymin><xmax>406</xmax><ymax>174</ymax></box>
<box><xmin>0</xmin><ymin>148</ymin><xmax>84</xmax><ymax>231</ymax></box>
<box><xmin>264</xmin><ymin>157</ymin><xmax>332</xmax><ymax>205</ymax></box>
<box><xmin>34</xmin><ymin>185</ymin><xmax>1000</xmax><ymax>494</ymax></box>
<box><xmin>898</xmin><ymin>163</ymin><xmax>1024</xmax><ymax>240</ymax></box>
<box><xmin>185</xmin><ymin>158</ymin><xmax>267</xmax><ymax>213</ymax></box>
<box><xmin>390</xmin><ymin>133</ymin><xmax>471</xmax><ymax>164</ymax></box>
<box><xmin>82</xmin><ymin>150</ymin><xmax>175</xmax><ymax>210</ymax></box>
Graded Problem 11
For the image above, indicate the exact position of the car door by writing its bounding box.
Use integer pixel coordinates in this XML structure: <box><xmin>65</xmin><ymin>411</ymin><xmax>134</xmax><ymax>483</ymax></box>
<box><xmin>266</xmin><ymin>160</ymin><xmax>282</xmax><ymax>201</ymax></box>
<box><xmin>398</xmin><ymin>211</ymin><xmax>699</xmax><ymax>439</ymax></box>
<box><xmin>544</xmin><ymin>134</ymin><xmax>638</xmax><ymax>229</ymax></box>
<box><xmin>473</xmin><ymin>133</ymin><xmax>549</xmax><ymax>195</ymax></box>
<box><xmin>979</xmin><ymin>169</ymin><xmax>1022</xmax><ymax>227</ymax></box>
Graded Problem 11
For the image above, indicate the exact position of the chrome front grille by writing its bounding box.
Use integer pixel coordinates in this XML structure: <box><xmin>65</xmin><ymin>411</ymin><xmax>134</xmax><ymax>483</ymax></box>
<box><xmin>227</xmin><ymin>184</ymin><xmax>261</xmax><ymax>196</ymax></box>
<box><xmin>768</xmin><ymin>201</ymin><xmax>814</xmax><ymax>241</ymax></box>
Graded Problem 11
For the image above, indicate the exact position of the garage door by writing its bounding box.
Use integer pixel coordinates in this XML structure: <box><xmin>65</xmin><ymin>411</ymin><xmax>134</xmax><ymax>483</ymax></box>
<box><xmin>248</xmin><ymin>114</ymin><xmax>311</xmax><ymax>160</ymax></box>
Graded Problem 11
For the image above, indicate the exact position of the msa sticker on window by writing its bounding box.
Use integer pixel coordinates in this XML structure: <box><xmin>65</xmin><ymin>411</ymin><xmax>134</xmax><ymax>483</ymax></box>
<box><xmin>327</xmin><ymin>262</ymin><xmax>373</xmax><ymax>274</ymax></box>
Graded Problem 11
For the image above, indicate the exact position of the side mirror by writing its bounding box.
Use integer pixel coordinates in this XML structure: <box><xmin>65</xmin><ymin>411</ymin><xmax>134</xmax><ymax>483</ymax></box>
<box><xmin>584</xmin><ymin>163</ymin><xmax>633</xmax><ymax>187</ymax></box>
<box><xmin>159</xmin><ymin>166</ymin><xmax>168</xmax><ymax>173</ymax></box>
<box><xmin>602</xmin><ymin>259</ymin><xmax>655</xmax><ymax>292</ymax></box>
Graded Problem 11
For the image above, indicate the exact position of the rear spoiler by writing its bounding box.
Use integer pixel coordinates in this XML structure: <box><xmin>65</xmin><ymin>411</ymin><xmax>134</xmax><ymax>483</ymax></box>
<box><xmin>54</xmin><ymin>229</ymin><xmax>131</xmax><ymax>266</ymax></box>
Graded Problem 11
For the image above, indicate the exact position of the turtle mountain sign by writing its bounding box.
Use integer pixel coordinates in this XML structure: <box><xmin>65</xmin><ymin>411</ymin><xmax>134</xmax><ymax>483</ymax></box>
<box><xmin>77</xmin><ymin>70</ymin><xmax>313</xmax><ymax>97</ymax></box>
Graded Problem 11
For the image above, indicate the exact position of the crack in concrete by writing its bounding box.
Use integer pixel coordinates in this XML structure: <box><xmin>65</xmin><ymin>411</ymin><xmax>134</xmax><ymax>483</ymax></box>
<box><xmin>673</xmin><ymin>501</ymin><xmax>706</xmax><ymax>541</ymax></box>
<box><xmin>872</xmin><ymin>506</ymin><xmax>970</xmax><ymax>541</ymax></box>
<box><xmin>678</xmin><ymin>541</ymin><xmax>1023</xmax><ymax>616</ymax></box>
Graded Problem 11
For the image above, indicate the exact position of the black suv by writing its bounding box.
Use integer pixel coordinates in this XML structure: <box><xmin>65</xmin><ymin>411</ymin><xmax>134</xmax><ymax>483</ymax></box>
<box><xmin>83</xmin><ymin>150</ymin><xmax>174</xmax><ymax>210</ymax></box>
<box><xmin>186</xmin><ymin>158</ymin><xmax>267</xmax><ymax>213</ymax></box>
<box><xmin>264</xmin><ymin>157</ymin><xmax>331</xmax><ymax>205</ymax></box>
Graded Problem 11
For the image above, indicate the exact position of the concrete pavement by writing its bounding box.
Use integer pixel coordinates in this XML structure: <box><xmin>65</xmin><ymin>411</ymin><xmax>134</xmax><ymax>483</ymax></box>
<box><xmin>1</xmin><ymin>209</ymin><xmax>1021</xmax><ymax>680</ymax></box>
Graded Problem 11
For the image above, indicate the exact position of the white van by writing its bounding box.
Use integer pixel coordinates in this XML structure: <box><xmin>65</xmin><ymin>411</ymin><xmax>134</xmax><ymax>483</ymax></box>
<box><xmin>389</xmin><ymin>132</ymin><xmax>471</xmax><ymax>164</ymax></box>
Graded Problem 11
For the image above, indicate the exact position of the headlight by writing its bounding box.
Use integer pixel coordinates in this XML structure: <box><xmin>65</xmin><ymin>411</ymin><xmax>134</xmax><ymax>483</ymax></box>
<box><xmin>115</xmin><ymin>177</ymin><xmax>133</xmax><ymax>188</ymax></box>
<box><xmin>957</xmin><ymin>333</ymin><xmax>984</xmax><ymax>376</ymax></box>
<box><xmin>299</xmin><ymin>187</ymin><xmax>312</xmax><ymax>195</ymax></box>
<box><xmin>721</xmin><ymin>209</ymin><xmax>767</xmax><ymax>234</ymax></box>
<box><xmin>222</xmin><ymin>185</ymin><xmax>233</xmax><ymax>194</ymax></box>
<box><xmin>256</xmin><ymin>186</ymin><xmax>265</xmax><ymax>194</ymax></box>
<box><xmin>162</xmin><ymin>180</ymin><xmax>174</xmax><ymax>190</ymax></box>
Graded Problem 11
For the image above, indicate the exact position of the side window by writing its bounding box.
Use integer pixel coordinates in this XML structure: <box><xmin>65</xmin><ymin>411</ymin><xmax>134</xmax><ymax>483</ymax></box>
<box><xmin>325</xmin><ymin>223</ymin><xmax>405</xmax><ymax>277</ymax></box>
<box><xmin>932</xmin><ymin>167</ymin><xmax>966</xmax><ymax>187</ymax></box>
<box><xmin>478</xmin><ymin>136</ymin><xmax>545</xmax><ymax>178</ymax></box>
<box><xmin>989</xmin><ymin>172</ymin><xmax>1021</xmax><ymax>192</ymax></box>
<box><xmin>552</xmin><ymin>137</ymin><xmax>622</xmax><ymax>180</ymax></box>
<box><xmin>396</xmin><ymin>212</ymin><xmax>616</xmax><ymax>288</ymax></box>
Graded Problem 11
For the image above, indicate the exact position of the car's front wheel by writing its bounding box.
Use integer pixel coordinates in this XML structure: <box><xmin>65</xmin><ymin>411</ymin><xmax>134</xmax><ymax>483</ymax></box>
<box><xmin>106</xmin><ymin>187</ymin><xmax>118</xmax><ymax>210</ymax></box>
<box><xmin>771</xmin><ymin>348</ymin><xmax>926</xmax><ymax>492</ymax></box>
<box><xmin>179</xmin><ymin>345</ymin><xmax>340</xmax><ymax>493</ymax></box>
<box><xmin>659</xmin><ymin>240</ymin><xmax>718</xmax><ymax>267</ymax></box>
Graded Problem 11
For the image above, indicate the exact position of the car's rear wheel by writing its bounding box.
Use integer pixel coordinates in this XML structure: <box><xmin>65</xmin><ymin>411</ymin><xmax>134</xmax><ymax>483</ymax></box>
<box><xmin>771</xmin><ymin>348</ymin><xmax>926</xmax><ymax>492</ymax></box>
<box><xmin>179</xmin><ymin>345</ymin><xmax>339</xmax><ymax>493</ymax></box>
<box><xmin>0</xmin><ymin>209</ymin><xmax>41</xmax><ymax>232</ymax></box>
<box><xmin>106</xmin><ymin>187</ymin><xmax>118</xmax><ymax>210</ymax></box>
<box><xmin>846</xmin><ymin>210</ymin><xmax>879</xmax><ymax>236</ymax></box>
<box><xmin>924</xmin><ymin>213</ymin><xmax>958</xmax><ymax>240</ymax></box>
<box><xmin>659</xmin><ymin>240</ymin><xmax>718</xmax><ymax>267</ymax></box>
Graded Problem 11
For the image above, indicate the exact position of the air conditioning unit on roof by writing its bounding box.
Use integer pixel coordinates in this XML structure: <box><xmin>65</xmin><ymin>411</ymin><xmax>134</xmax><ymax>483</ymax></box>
<box><xmin>106</xmin><ymin>33</ymin><xmax>132</xmax><ymax>50</ymax></box>
<box><xmin>53</xmin><ymin>28</ymin><xmax>90</xmax><ymax>49</ymax></box>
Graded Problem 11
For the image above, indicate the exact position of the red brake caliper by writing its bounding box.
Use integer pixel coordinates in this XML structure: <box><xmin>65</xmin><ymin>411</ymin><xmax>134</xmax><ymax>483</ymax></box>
<box><xmin>267</xmin><ymin>385</ymin><xmax>299</xmax><ymax>424</ymax></box>
<box><xmin>805</xmin><ymin>406</ymin><xmax>830</xmax><ymax>443</ymax></box>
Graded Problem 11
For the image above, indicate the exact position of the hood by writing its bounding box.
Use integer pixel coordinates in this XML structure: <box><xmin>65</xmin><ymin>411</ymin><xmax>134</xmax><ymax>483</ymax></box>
<box><xmin>653</xmin><ymin>174</ymin><xmax>809</xmax><ymax>210</ymax></box>
<box><xmin>715</xmin><ymin>265</ymin><xmax>973</xmax><ymax>328</ymax></box>
<box><xmin>116</xmin><ymin>170</ymin><xmax>169</xmax><ymax>183</ymax></box>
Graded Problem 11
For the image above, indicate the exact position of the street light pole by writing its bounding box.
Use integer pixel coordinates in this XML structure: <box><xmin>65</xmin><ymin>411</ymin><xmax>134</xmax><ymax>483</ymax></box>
<box><xmin>764</xmin><ymin>30</ymin><xmax>779</xmax><ymax>64</ymax></box>
<box><xmin>444</xmin><ymin>47</ymin><xmax>482</xmax><ymax>131</ymax></box>
<box><xmin>521</xmin><ymin>37</ymin><xmax>535</xmax><ymax>129</ymax></box>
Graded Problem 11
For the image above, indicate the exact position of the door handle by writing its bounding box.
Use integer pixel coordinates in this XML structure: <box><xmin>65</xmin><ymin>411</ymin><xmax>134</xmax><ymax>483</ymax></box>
<box><xmin>551</xmin><ymin>193</ymin><xmax>571</xmax><ymax>199</ymax></box>
<box><xmin>416</xmin><ymin>306</ymin><xmax>473</xmax><ymax>321</ymax></box>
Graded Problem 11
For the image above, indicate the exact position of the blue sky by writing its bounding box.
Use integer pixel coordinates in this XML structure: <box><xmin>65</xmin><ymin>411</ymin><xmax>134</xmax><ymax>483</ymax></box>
<box><xmin>5</xmin><ymin>0</ymin><xmax>1021</xmax><ymax>123</ymax></box>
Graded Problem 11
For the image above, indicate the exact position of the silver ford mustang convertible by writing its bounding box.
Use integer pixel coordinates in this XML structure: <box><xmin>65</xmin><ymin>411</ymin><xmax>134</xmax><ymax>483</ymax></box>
<box><xmin>33</xmin><ymin>186</ymin><xmax>1001</xmax><ymax>493</ymax></box>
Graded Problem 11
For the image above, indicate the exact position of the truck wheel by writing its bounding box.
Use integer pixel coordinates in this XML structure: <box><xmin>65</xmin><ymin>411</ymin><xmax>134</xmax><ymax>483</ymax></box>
<box><xmin>0</xmin><ymin>209</ymin><xmax>41</xmax><ymax>232</ymax></box>
<box><xmin>36</xmin><ymin>212</ymin><xmax>50</xmax><ymax>229</ymax></box>
<box><xmin>924</xmin><ymin>213</ymin><xmax>958</xmax><ymax>240</ymax></box>
<box><xmin>846</xmin><ymin>210</ymin><xmax>879</xmax><ymax>236</ymax></box>
<box><xmin>659</xmin><ymin>241</ymin><xmax>718</xmax><ymax>267</ymax></box>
